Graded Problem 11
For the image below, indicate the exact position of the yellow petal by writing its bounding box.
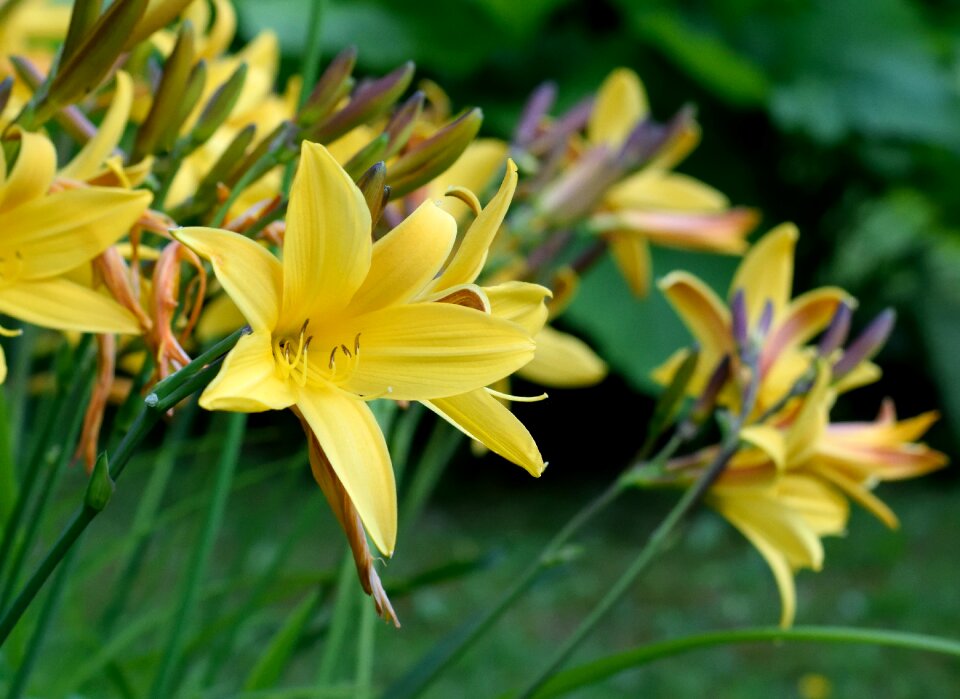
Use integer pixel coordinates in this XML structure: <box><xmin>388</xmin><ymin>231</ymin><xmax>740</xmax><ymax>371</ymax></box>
<box><xmin>607</xmin><ymin>233</ymin><xmax>652</xmax><ymax>297</ymax></box>
<box><xmin>428</xmin><ymin>139</ymin><xmax>509</xmax><ymax>219</ymax></box>
<box><xmin>484</xmin><ymin>281</ymin><xmax>552</xmax><ymax>335</ymax></box>
<box><xmin>60</xmin><ymin>71</ymin><xmax>133</xmax><ymax>181</ymax></box>
<box><xmin>196</xmin><ymin>292</ymin><xmax>246</xmax><ymax>342</ymax></box>
<box><xmin>429</xmin><ymin>160</ymin><xmax>518</xmax><ymax>291</ymax></box>
<box><xmin>779</xmin><ymin>474</ymin><xmax>849</xmax><ymax>536</ymax></box>
<box><xmin>740</xmin><ymin>425</ymin><xmax>786</xmax><ymax>470</ymax></box>
<box><xmin>348</xmin><ymin>201</ymin><xmax>457</xmax><ymax>315</ymax></box>
<box><xmin>784</xmin><ymin>363</ymin><xmax>831</xmax><ymax>464</ymax></box>
<box><xmin>425</xmin><ymin>388</ymin><xmax>544</xmax><ymax>476</ymax></box>
<box><xmin>0</xmin><ymin>187</ymin><xmax>151</xmax><ymax>280</ymax></box>
<box><xmin>174</xmin><ymin>227</ymin><xmax>282</xmax><ymax>332</ymax></box>
<box><xmin>199</xmin><ymin>331</ymin><xmax>295</xmax><ymax>411</ymax></box>
<box><xmin>0</xmin><ymin>343</ymin><xmax>7</xmax><ymax>384</ymax></box>
<box><xmin>296</xmin><ymin>385</ymin><xmax>397</xmax><ymax>555</ymax></box>
<box><xmin>658</xmin><ymin>271</ymin><xmax>732</xmax><ymax>358</ymax></box>
<box><xmin>518</xmin><ymin>326</ymin><xmax>607</xmax><ymax>388</ymax></box>
<box><xmin>587</xmin><ymin>67</ymin><xmax>648</xmax><ymax>148</ymax></box>
<box><xmin>833</xmin><ymin>361</ymin><xmax>881</xmax><ymax>394</ymax></box>
<box><xmin>730</xmin><ymin>223</ymin><xmax>798</xmax><ymax>324</ymax></box>
<box><xmin>0</xmin><ymin>129</ymin><xmax>56</xmax><ymax>213</ymax></box>
<box><xmin>282</xmin><ymin>142</ymin><xmax>371</xmax><ymax>325</ymax></box>
<box><xmin>335</xmin><ymin>303</ymin><xmax>535</xmax><ymax>401</ymax></box>
<box><xmin>201</xmin><ymin>0</ymin><xmax>237</xmax><ymax>59</ymax></box>
<box><xmin>0</xmin><ymin>277</ymin><xmax>140</xmax><ymax>334</ymax></box>
<box><xmin>605</xmin><ymin>170</ymin><xmax>729</xmax><ymax>213</ymax></box>
<box><xmin>811</xmin><ymin>465</ymin><xmax>899</xmax><ymax>529</ymax></box>
<box><xmin>425</xmin><ymin>283</ymin><xmax>491</xmax><ymax>313</ymax></box>
<box><xmin>604</xmin><ymin>209</ymin><xmax>755</xmax><ymax>254</ymax></box>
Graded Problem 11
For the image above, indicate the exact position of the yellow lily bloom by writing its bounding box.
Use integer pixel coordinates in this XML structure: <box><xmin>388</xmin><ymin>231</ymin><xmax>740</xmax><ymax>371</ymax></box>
<box><xmin>655</xmin><ymin>223</ymin><xmax>858</xmax><ymax>411</ymax></box>
<box><xmin>0</xmin><ymin>130</ymin><xmax>150</xmax><ymax>381</ymax></box>
<box><xmin>175</xmin><ymin>142</ymin><xmax>538</xmax><ymax>556</ymax></box>
<box><xmin>586</xmin><ymin>68</ymin><xmax>758</xmax><ymax>296</ymax></box>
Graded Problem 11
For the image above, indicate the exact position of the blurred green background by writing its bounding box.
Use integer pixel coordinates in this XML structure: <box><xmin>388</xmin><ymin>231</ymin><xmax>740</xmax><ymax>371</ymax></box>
<box><xmin>20</xmin><ymin>1</ymin><xmax>960</xmax><ymax>697</ymax></box>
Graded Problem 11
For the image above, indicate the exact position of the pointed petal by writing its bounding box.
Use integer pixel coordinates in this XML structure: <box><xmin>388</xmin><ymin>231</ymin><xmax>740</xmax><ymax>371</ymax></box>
<box><xmin>587</xmin><ymin>68</ymin><xmax>648</xmax><ymax>147</ymax></box>
<box><xmin>484</xmin><ymin>281</ymin><xmax>551</xmax><ymax>335</ymax></box>
<box><xmin>428</xmin><ymin>139</ymin><xmax>508</xmax><ymax>219</ymax></box>
<box><xmin>740</xmin><ymin>425</ymin><xmax>786</xmax><ymax>470</ymax></box>
<box><xmin>175</xmin><ymin>227</ymin><xmax>282</xmax><ymax>332</ymax></box>
<box><xmin>0</xmin><ymin>344</ymin><xmax>7</xmax><ymax>384</ymax></box>
<box><xmin>730</xmin><ymin>223</ymin><xmax>798</xmax><ymax>323</ymax></box>
<box><xmin>0</xmin><ymin>130</ymin><xmax>56</xmax><ymax>214</ymax></box>
<box><xmin>762</xmin><ymin>287</ymin><xmax>853</xmax><ymax>376</ymax></box>
<box><xmin>425</xmin><ymin>388</ymin><xmax>544</xmax><ymax>476</ymax></box>
<box><xmin>784</xmin><ymin>363</ymin><xmax>831</xmax><ymax>464</ymax></box>
<box><xmin>0</xmin><ymin>187</ymin><xmax>151</xmax><ymax>280</ymax></box>
<box><xmin>199</xmin><ymin>331</ymin><xmax>295</xmax><ymax>411</ymax></box>
<box><xmin>60</xmin><ymin>71</ymin><xmax>133</xmax><ymax>181</ymax></box>
<box><xmin>426</xmin><ymin>283</ymin><xmax>490</xmax><ymax>313</ymax></box>
<box><xmin>605</xmin><ymin>170</ymin><xmax>729</xmax><ymax>212</ymax></box>
<box><xmin>811</xmin><ymin>465</ymin><xmax>899</xmax><ymax>529</ymax></box>
<box><xmin>600</xmin><ymin>209</ymin><xmax>755</xmax><ymax>254</ymax></box>
<box><xmin>282</xmin><ymin>142</ymin><xmax>371</xmax><ymax>324</ymax></box>
<box><xmin>833</xmin><ymin>361</ymin><xmax>881</xmax><ymax>394</ymax></box>
<box><xmin>607</xmin><ymin>233</ymin><xmax>652</xmax><ymax>297</ymax></box>
<box><xmin>296</xmin><ymin>385</ymin><xmax>397</xmax><ymax>555</ymax></box>
<box><xmin>0</xmin><ymin>278</ymin><xmax>140</xmax><ymax>333</ymax></box>
<box><xmin>518</xmin><ymin>325</ymin><xmax>607</xmax><ymax>388</ymax></box>
<box><xmin>348</xmin><ymin>200</ymin><xmax>456</xmax><ymax>315</ymax></box>
<box><xmin>429</xmin><ymin>160</ymin><xmax>518</xmax><ymax>291</ymax></box>
<box><xmin>659</xmin><ymin>271</ymin><xmax>732</xmax><ymax>358</ymax></box>
<box><xmin>335</xmin><ymin>303</ymin><xmax>535</xmax><ymax>401</ymax></box>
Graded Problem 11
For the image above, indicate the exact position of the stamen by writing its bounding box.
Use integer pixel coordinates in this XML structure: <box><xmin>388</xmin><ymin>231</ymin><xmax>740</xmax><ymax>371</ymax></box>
<box><xmin>354</xmin><ymin>333</ymin><xmax>362</xmax><ymax>356</ymax></box>
<box><xmin>329</xmin><ymin>346</ymin><xmax>338</xmax><ymax>370</ymax></box>
<box><xmin>484</xmin><ymin>387</ymin><xmax>549</xmax><ymax>403</ymax></box>
<box><xmin>340</xmin><ymin>344</ymin><xmax>352</xmax><ymax>359</ymax></box>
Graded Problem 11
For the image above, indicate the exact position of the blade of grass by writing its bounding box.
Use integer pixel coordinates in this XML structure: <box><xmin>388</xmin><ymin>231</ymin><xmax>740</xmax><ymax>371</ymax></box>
<box><xmin>316</xmin><ymin>552</ymin><xmax>358</xmax><ymax>685</ymax></box>
<box><xmin>244</xmin><ymin>587</ymin><xmax>324</xmax><ymax>690</ymax></box>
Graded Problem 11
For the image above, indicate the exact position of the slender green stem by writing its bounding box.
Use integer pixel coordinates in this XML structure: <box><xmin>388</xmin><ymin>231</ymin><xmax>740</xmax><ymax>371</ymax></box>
<box><xmin>355</xmin><ymin>585</ymin><xmax>377</xmax><ymax>699</ymax></box>
<box><xmin>0</xmin><ymin>388</ymin><xmax>17</xmax><ymax>526</ymax></box>
<box><xmin>316</xmin><ymin>552</ymin><xmax>358</xmax><ymax>686</ymax></box>
<box><xmin>5</xmin><ymin>547</ymin><xmax>77</xmax><ymax>699</ymax></box>
<box><xmin>148</xmin><ymin>412</ymin><xmax>246</xmax><ymax>699</ymax></box>
<box><xmin>531</xmin><ymin>626</ymin><xmax>960</xmax><ymax>698</ymax></box>
<box><xmin>0</xmin><ymin>332</ymin><xmax>242</xmax><ymax>648</ymax></box>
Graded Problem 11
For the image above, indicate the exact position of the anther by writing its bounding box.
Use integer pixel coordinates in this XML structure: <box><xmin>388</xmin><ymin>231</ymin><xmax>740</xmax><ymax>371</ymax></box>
<box><xmin>354</xmin><ymin>333</ymin><xmax>361</xmax><ymax>356</ymax></box>
<box><xmin>340</xmin><ymin>344</ymin><xmax>352</xmax><ymax>359</ymax></box>
<box><xmin>328</xmin><ymin>346</ymin><xmax>338</xmax><ymax>370</ymax></box>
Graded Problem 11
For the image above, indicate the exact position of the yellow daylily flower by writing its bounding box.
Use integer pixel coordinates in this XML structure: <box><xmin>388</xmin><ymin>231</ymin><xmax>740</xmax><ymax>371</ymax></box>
<box><xmin>175</xmin><ymin>142</ymin><xmax>539</xmax><ymax>557</ymax></box>
<box><xmin>586</xmin><ymin>68</ymin><xmax>758</xmax><ymax>295</ymax></box>
<box><xmin>0</xmin><ymin>130</ymin><xmax>150</xmax><ymax>381</ymax></box>
<box><xmin>654</xmin><ymin>223</ymin><xmax>856</xmax><ymax>411</ymax></box>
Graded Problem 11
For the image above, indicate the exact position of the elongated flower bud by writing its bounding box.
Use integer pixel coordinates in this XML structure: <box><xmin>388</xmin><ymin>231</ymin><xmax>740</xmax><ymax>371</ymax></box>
<box><xmin>189</xmin><ymin>62</ymin><xmax>247</xmax><ymax>147</ymax></box>
<box><xmin>298</xmin><ymin>46</ymin><xmax>358</xmax><ymax>127</ymax></box>
<box><xmin>833</xmin><ymin>308</ymin><xmax>896</xmax><ymax>380</ymax></box>
<box><xmin>514</xmin><ymin>81</ymin><xmax>556</xmax><ymax>147</ymax></box>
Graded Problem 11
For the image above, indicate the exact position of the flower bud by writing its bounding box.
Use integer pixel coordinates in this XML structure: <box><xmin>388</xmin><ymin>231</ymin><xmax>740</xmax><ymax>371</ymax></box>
<box><xmin>514</xmin><ymin>81</ymin><xmax>556</xmax><ymax>147</ymax></box>
<box><xmin>84</xmin><ymin>452</ymin><xmax>115</xmax><ymax>512</ymax></box>
<box><xmin>383</xmin><ymin>90</ymin><xmax>425</xmax><ymax>158</ymax></box>
<box><xmin>356</xmin><ymin>161</ymin><xmax>389</xmax><ymax>226</ymax></box>
<box><xmin>833</xmin><ymin>308</ymin><xmax>896</xmax><ymax>380</ymax></box>
<box><xmin>297</xmin><ymin>46</ymin><xmax>357</xmax><ymax>127</ymax></box>
<box><xmin>343</xmin><ymin>133</ymin><xmax>388</xmax><ymax>181</ymax></box>
<box><xmin>61</xmin><ymin>0</ymin><xmax>101</xmax><ymax>68</ymax></box>
<box><xmin>818</xmin><ymin>301</ymin><xmax>852</xmax><ymax>358</ymax></box>
<box><xmin>189</xmin><ymin>62</ymin><xmax>247</xmax><ymax>148</ymax></box>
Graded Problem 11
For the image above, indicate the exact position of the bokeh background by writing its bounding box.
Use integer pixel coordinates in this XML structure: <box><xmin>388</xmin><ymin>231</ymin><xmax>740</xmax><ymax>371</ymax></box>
<box><xmin>31</xmin><ymin>1</ymin><xmax>960</xmax><ymax>697</ymax></box>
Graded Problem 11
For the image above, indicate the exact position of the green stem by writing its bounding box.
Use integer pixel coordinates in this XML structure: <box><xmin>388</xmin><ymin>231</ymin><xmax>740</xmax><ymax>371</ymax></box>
<box><xmin>531</xmin><ymin>626</ymin><xmax>960</xmax><ymax>698</ymax></box>
<box><xmin>316</xmin><ymin>552</ymin><xmax>358</xmax><ymax>686</ymax></box>
<box><xmin>148</xmin><ymin>412</ymin><xmax>246</xmax><ymax>699</ymax></box>
<box><xmin>0</xmin><ymin>332</ymin><xmax>243</xmax><ymax>648</ymax></box>
<box><xmin>0</xmin><ymin>389</ymin><xmax>17</xmax><ymax>526</ymax></box>
<box><xmin>355</xmin><ymin>585</ymin><xmax>376</xmax><ymax>699</ymax></box>
<box><xmin>4</xmin><ymin>547</ymin><xmax>77</xmax><ymax>699</ymax></box>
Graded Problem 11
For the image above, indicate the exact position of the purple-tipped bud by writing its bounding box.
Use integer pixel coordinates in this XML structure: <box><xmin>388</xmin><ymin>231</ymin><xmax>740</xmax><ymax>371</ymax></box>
<box><xmin>0</xmin><ymin>77</ymin><xmax>13</xmax><ymax>117</ymax></box>
<box><xmin>618</xmin><ymin>105</ymin><xmax>695</xmax><ymax>172</ymax></box>
<box><xmin>537</xmin><ymin>147</ymin><xmax>616</xmax><ymax>224</ymax></box>
<box><xmin>527</xmin><ymin>96</ymin><xmax>593</xmax><ymax>155</ymax></box>
<box><xmin>298</xmin><ymin>46</ymin><xmax>358</xmax><ymax>127</ymax></box>
<box><xmin>730</xmin><ymin>289</ymin><xmax>749</xmax><ymax>350</ymax></box>
<box><xmin>818</xmin><ymin>302</ymin><xmax>853</xmax><ymax>358</ymax></box>
<box><xmin>514</xmin><ymin>81</ymin><xmax>556</xmax><ymax>147</ymax></box>
<box><xmin>383</xmin><ymin>90</ymin><xmax>424</xmax><ymax>158</ymax></box>
<box><xmin>756</xmin><ymin>299</ymin><xmax>775</xmax><ymax>340</ymax></box>
<box><xmin>833</xmin><ymin>308</ymin><xmax>896</xmax><ymax>379</ymax></box>
<box><xmin>690</xmin><ymin>355</ymin><xmax>732</xmax><ymax>426</ymax></box>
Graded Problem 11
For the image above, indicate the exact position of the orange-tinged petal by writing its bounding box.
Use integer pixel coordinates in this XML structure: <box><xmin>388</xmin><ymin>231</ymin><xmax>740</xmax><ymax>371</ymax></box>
<box><xmin>608</xmin><ymin>233</ymin><xmax>652</xmax><ymax>297</ymax></box>
<box><xmin>761</xmin><ymin>287</ymin><xmax>853</xmax><ymax>376</ymax></box>
<box><xmin>425</xmin><ymin>387</ymin><xmax>544</xmax><ymax>476</ymax></box>
<box><xmin>333</xmin><ymin>303</ymin><xmax>535</xmax><ymax>401</ymax></box>
<box><xmin>348</xmin><ymin>200</ymin><xmax>456</xmax><ymax>315</ymax></box>
<box><xmin>429</xmin><ymin>160</ymin><xmax>518</xmax><ymax>292</ymax></box>
<box><xmin>587</xmin><ymin>67</ymin><xmax>648</xmax><ymax>148</ymax></box>
<box><xmin>282</xmin><ymin>142</ymin><xmax>371</xmax><ymax>326</ymax></box>
<box><xmin>199</xmin><ymin>331</ymin><xmax>295</xmax><ymax>411</ymax></box>
<box><xmin>60</xmin><ymin>71</ymin><xmax>133</xmax><ymax>181</ymax></box>
<box><xmin>174</xmin><ymin>226</ymin><xmax>282</xmax><ymax>333</ymax></box>
<box><xmin>810</xmin><ymin>464</ymin><xmax>899</xmax><ymax>529</ymax></box>
<box><xmin>659</xmin><ymin>271</ymin><xmax>732</xmax><ymax>358</ymax></box>
<box><xmin>0</xmin><ymin>129</ymin><xmax>56</xmax><ymax>213</ymax></box>
<box><xmin>518</xmin><ymin>325</ymin><xmax>607</xmax><ymax>388</ymax></box>
<box><xmin>0</xmin><ymin>277</ymin><xmax>140</xmax><ymax>334</ymax></box>
<box><xmin>730</xmin><ymin>223</ymin><xmax>798</xmax><ymax>324</ymax></box>
<box><xmin>296</xmin><ymin>385</ymin><xmax>397</xmax><ymax>556</ymax></box>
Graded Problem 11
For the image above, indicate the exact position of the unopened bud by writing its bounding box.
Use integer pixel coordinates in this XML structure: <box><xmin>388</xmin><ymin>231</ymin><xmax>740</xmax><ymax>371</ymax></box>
<box><xmin>527</xmin><ymin>96</ymin><xmax>592</xmax><ymax>155</ymax></box>
<box><xmin>126</xmin><ymin>0</ymin><xmax>194</xmax><ymax>49</ymax></box>
<box><xmin>514</xmin><ymin>81</ymin><xmax>556</xmax><ymax>147</ymax></box>
<box><xmin>818</xmin><ymin>301</ymin><xmax>852</xmax><ymax>358</ymax></box>
<box><xmin>689</xmin><ymin>355</ymin><xmax>732</xmax><ymax>427</ymax></box>
<box><xmin>9</xmin><ymin>56</ymin><xmax>96</xmax><ymax>143</ymax></box>
<box><xmin>61</xmin><ymin>0</ymin><xmax>101</xmax><ymax>67</ymax></box>
<box><xmin>730</xmin><ymin>289</ymin><xmax>749</xmax><ymax>351</ymax></box>
<box><xmin>297</xmin><ymin>46</ymin><xmax>357</xmax><ymax>127</ymax></box>
<box><xmin>159</xmin><ymin>59</ymin><xmax>206</xmax><ymax>152</ymax></box>
<box><xmin>43</xmin><ymin>0</ymin><xmax>148</xmax><ymax>115</ymax></box>
<box><xmin>0</xmin><ymin>77</ymin><xmax>11</xmax><ymax>116</ymax></box>
<box><xmin>385</xmin><ymin>108</ymin><xmax>483</xmax><ymax>197</ymax></box>
<box><xmin>84</xmin><ymin>452</ymin><xmax>114</xmax><ymax>512</ymax></box>
<box><xmin>833</xmin><ymin>308</ymin><xmax>896</xmax><ymax>380</ymax></box>
<box><xmin>648</xmin><ymin>346</ymin><xmax>700</xmax><ymax>442</ymax></box>
<box><xmin>356</xmin><ymin>161</ymin><xmax>389</xmax><ymax>226</ymax></box>
<box><xmin>190</xmin><ymin>62</ymin><xmax>247</xmax><ymax>147</ymax></box>
<box><xmin>755</xmin><ymin>299</ymin><xmax>774</xmax><ymax>341</ymax></box>
<box><xmin>343</xmin><ymin>133</ymin><xmax>388</xmax><ymax>181</ymax></box>
<box><xmin>383</xmin><ymin>90</ymin><xmax>424</xmax><ymax>158</ymax></box>
<box><xmin>134</xmin><ymin>19</ymin><xmax>196</xmax><ymax>159</ymax></box>
<box><xmin>309</xmin><ymin>61</ymin><xmax>415</xmax><ymax>144</ymax></box>
<box><xmin>536</xmin><ymin>145</ymin><xmax>614</xmax><ymax>223</ymax></box>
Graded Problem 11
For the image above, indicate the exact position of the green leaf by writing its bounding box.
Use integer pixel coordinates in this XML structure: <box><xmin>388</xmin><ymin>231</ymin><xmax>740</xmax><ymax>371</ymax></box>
<box><xmin>244</xmin><ymin>588</ymin><xmax>323</xmax><ymax>690</ymax></box>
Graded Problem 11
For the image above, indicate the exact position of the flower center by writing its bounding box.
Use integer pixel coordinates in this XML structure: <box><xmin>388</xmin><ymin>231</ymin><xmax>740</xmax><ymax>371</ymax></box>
<box><xmin>273</xmin><ymin>319</ymin><xmax>362</xmax><ymax>388</ymax></box>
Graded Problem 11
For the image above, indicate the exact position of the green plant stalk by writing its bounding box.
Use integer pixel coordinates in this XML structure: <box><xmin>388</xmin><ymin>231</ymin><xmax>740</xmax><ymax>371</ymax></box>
<box><xmin>7</xmin><ymin>326</ymin><xmax>37</xmax><ymax>463</ymax></box>
<box><xmin>316</xmin><ymin>552</ymin><xmax>358</xmax><ymax>686</ymax></box>
<box><xmin>355</xmin><ymin>585</ymin><xmax>377</xmax><ymax>699</ymax></box>
<box><xmin>514</xmin><ymin>437</ymin><xmax>741</xmax><ymax>698</ymax></box>
<box><xmin>148</xmin><ymin>412</ymin><xmax>246</xmax><ymax>699</ymax></box>
<box><xmin>383</xmin><ymin>429</ymin><xmax>689</xmax><ymax>699</ymax></box>
<box><xmin>531</xmin><ymin>626</ymin><xmax>960</xmax><ymax>698</ymax></box>
<box><xmin>0</xmin><ymin>330</ymin><xmax>244</xmax><ymax>647</ymax></box>
<box><xmin>398</xmin><ymin>421</ymin><xmax>462</xmax><ymax>532</ymax></box>
<box><xmin>0</xmin><ymin>389</ymin><xmax>17</xmax><ymax>525</ymax></box>
<box><xmin>5</xmin><ymin>547</ymin><xmax>77</xmax><ymax>699</ymax></box>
